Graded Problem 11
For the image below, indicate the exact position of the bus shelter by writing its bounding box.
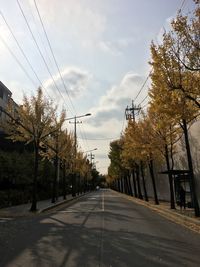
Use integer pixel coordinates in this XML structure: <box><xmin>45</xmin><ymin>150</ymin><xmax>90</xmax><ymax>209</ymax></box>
<box><xmin>160</xmin><ymin>170</ymin><xmax>192</xmax><ymax>208</ymax></box>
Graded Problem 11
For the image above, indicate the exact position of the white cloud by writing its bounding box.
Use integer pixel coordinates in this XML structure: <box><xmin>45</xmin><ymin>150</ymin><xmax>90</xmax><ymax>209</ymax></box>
<box><xmin>86</xmin><ymin>37</ymin><xmax>137</xmax><ymax>56</ymax></box>
<box><xmin>157</xmin><ymin>16</ymin><xmax>174</xmax><ymax>44</ymax></box>
<box><xmin>44</xmin><ymin>66</ymin><xmax>92</xmax><ymax>98</ymax></box>
<box><xmin>34</xmin><ymin>0</ymin><xmax>106</xmax><ymax>42</ymax></box>
<box><xmin>84</xmin><ymin>72</ymin><xmax>147</xmax><ymax>130</ymax></box>
<box><xmin>97</xmin><ymin>41</ymin><xmax>122</xmax><ymax>56</ymax></box>
<box><xmin>0</xmin><ymin>21</ymin><xmax>12</xmax><ymax>57</ymax></box>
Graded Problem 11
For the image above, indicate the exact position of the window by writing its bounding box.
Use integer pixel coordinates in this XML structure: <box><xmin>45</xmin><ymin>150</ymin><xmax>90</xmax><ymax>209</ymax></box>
<box><xmin>0</xmin><ymin>88</ymin><xmax>3</xmax><ymax>99</ymax></box>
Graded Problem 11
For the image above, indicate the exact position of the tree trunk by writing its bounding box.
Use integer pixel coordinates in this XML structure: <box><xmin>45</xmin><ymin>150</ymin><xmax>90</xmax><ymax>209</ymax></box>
<box><xmin>117</xmin><ymin>179</ymin><xmax>120</xmax><ymax>192</ymax></box>
<box><xmin>124</xmin><ymin>174</ymin><xmax>129</xmax><ymax>195</ymax></box>
<box><xmin>72</xmin><ymin>173</ymin><xmax>76</xmax><ymax>197</ymax></box>
<box><xmin>52</xmin><ymin>152</ymin><xmax>58</xmax><ymax>203</ymax></box>
<box><xmin>148</xmin><ymin>159</ymin><xmax>159</xmax><ymax>205</ymax></box>
<box><xmin>131</xmin><ymin>169</ymin><xmax>138</xmax><ymax>197</ymax></box>
<box><xmin>30</xmin><ymin>143</ymin><xmax>38</xmax><ymax>212</ymax></box>
<box><xmin>120</xmin><ymin>177</ymin><xmax>124</xmax><ymax>193</ymax></box>
<box><xmin>140</xmin><ymin>161</ymin><xmax>148</xmax><ymax>202</ymax></box>
<box><xmin>182</xmin><ymin>118</ymin><xmax>200</xmax><ymax>216</ymax></box>
<box><xmin>62</xmin><ymin>161</ymin><xmax>66</xmax><ymax>200</ymax></box>
<box><xmin>165</xmin><ymin>144</ymin><xmax>175</xmax><ymax>209</ymax></box>
<box><xmin>127</xmin><ymin>172</ymin><xmax>133</xmax><ymax>196</ymax></box>
<box><xmin>135</xmin><ymin>164</ymin><xmax>143</xmax><ymax>199</ymax></box>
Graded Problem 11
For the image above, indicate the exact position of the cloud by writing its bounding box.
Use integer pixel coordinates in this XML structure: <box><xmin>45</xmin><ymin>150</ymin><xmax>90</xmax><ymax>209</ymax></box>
<box><xmin>33</xmin><ymin>0</ymin><xmax>106</xmax><ymax>42</ymax></box>
<box><xmin>157</xmin><ymin>16</ymin><xmax>174</xmax><ymax>44</ymax></box>
<box><xmin>97</xmin><ymin>41</ymin><xmax>122</xmax><ymax>56</ymax></box>
<box><xmin>86</xmin><ymin>72</ymin><xmax>147</xmax><ymax>128</ymax></box>
<box><xmin>44</xmin><ymin>67</ymin><xmax>92</xmax><ymax>98</ymax></box>
<box><xmin>0</xmin><ymin>21</ymin><xmax>13</xmax><ymax>57</ymax></box>
<box><xmin>85</xmin><ymin>37</ymin><xmax>137</xmax><ymax>56</ymax></box>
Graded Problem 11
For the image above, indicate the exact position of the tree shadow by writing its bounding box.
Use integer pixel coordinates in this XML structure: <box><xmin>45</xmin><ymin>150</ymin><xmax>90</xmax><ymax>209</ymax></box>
<box><xmin>1</xmin><ymin>193</ymin><xmax>200</xmax><ymax>267</ymax></box>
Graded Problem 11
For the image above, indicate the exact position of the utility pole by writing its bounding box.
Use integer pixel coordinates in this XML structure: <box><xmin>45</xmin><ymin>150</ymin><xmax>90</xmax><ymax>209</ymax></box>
<box><xmin>89</xmin><ymin>152</ymin><xmax>95</xmax><ymax>167</ymax></box>
<box><xmin>69</xmin><ymin>116</ymin><xmax>82</xmax><ymax>197</ymax></box>
<box><xmin>125</xmin><ymin>100</ymin><xmax>141</xmax><ymax>122</ymax></box>
<box><xmin>125</xmin><ymin>100</ymin><xmax>142</xmax><ymax>198</ymax></box>
<box><xmin>69</xmin><ymin>113</ymin><xmax>91</xmax><ymax>197</ymax></box>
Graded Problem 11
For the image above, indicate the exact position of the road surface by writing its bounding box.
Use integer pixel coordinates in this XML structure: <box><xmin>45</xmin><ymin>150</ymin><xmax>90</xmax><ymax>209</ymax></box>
<box><xmin>1</xmin><ymin>189</ymin><xmax>200</xmax><ymax>267</ymax></box>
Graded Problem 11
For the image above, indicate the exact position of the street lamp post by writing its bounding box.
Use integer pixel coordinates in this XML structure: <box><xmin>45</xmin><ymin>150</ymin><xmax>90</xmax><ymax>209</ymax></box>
<box><xmin>83</xmin><ymin>148</ymin><xmax>98</xmax><ymax>192</ymax></box>
<box><xmin>68</xmin><ymin>113</ymin><xmax>91</xmax><ymax>197</ymax></box>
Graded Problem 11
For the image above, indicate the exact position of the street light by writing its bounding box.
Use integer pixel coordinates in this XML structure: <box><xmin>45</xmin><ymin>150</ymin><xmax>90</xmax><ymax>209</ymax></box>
<box><xmin>65</xmin><ymin>113</ymin><xmax>91</xmax><ymax>122</ymax></box>
<box><xmin>68</xmin><ymin>113</ymin><xmax>92</xmax><ymax>196</ymax></box>
<box><xmin>84</xmin><ymin>148</ymin><xmax>97</xmax><ymax>154</ymax></box>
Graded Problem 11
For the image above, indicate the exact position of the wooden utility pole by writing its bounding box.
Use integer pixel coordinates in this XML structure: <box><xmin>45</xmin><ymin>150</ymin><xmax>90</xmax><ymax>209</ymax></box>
<box><xmin>125</xmin><ymin>100</ymin><xmax>141</xmax><ymax>122</ymax></box>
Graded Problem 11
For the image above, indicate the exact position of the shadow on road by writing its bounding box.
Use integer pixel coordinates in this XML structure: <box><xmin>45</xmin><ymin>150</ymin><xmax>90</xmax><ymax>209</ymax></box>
<box><xmin>1</xmin><ymin>192</ymin><xmax>200</xmax><ymax>267</ymax></box>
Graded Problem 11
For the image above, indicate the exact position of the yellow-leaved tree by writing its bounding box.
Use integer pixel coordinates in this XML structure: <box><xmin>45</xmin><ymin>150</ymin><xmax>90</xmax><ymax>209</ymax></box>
<box><xmin>150</xmin><ymin>33</ymin><xmax>200</xmax><ymax>216</ymax></box>
<box><xmin>5</xmin><ymin>88</ymin><xmax>57</xmax><ymax>211</ymax></box>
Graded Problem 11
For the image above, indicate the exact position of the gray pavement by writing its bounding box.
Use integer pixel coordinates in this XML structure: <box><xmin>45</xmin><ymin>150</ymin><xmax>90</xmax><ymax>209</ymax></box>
<box><xmin>0</xmin><ymin>189</ymin><xmax>200</xmax><ymax>267</ymax></box>
<box><xmin>0</xmin><ymin>193</ymin><xmax>85</xmax><ymax>217</ymax></box>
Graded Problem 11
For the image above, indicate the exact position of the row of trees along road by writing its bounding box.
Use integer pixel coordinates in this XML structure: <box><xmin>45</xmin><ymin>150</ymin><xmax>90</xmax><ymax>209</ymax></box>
<box><xmin>0</xmin><ymin>88</ymin><xmax>100</xmax><ymax>211</ymax></box>
<box><xmin>107</xmin><ymin>0</ymin><xmax>200</xmax><ymax>216</ymax></box>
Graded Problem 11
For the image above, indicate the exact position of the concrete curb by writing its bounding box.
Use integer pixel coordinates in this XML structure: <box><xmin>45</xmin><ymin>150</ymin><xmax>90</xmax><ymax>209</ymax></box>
<box><xmin>113</xmin><ymin>190</ymin><xmax>200</xmax><ymax>234</ymax></box>
<box><xmin>39</xmin><ymin>192</ymin><xmax>91</xmax><ymax>213</ymax></box>
<box><xmin>0</xmin><ymin>192</ymin><xmax>92</xmax><ymax>218</ymax></box>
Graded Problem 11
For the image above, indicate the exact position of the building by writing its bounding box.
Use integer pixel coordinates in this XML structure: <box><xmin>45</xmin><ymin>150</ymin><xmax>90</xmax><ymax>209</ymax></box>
<box><xmin>0</xmin><ymin>81</ymin><xmax>18</xmax><ymax>132</ymax></box>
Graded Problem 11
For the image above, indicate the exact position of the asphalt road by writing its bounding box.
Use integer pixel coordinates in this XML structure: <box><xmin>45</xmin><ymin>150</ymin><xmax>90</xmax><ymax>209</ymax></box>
<box><xmin>1</xmin><ymin>189</ymin><xmax>200</xmax><ymax>267</ymax></box>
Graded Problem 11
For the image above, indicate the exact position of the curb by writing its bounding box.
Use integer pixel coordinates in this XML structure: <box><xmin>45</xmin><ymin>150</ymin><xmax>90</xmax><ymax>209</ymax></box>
<box><xmin>0</xmin><ymin>192</ymin><xmax>92</xmax><ymax>218</ymax></box>
<box><xmin>39</xmin><ymin>192</ymin><xmax>91</xmax><ymax>213</ymax></box>
<box><xmin>113</xmin><ymin>190</ymin><xmax>200</xmax><ymax>234</ymax></box>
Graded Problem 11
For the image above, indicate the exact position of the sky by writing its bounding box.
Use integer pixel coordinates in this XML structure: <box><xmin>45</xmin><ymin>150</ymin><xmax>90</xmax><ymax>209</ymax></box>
<box><xmin>0</xmin><ymin>0</ymin><xmax>196</xmax><ymax>174</ymax></box>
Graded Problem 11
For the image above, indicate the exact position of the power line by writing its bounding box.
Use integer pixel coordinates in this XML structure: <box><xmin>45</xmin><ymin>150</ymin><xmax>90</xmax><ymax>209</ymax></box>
<box><xmin>0</xmin><ymin>10</ymin><xmax>52</xmax><ymax>100</ymax></box>
<box><xmin>0</xmin><ymin>35</ymin><xmax>36</xmax><ymax>92</ymax></box>
<box><xmin>33</xmin><ymin>0</ymin><xmax>76</xmax><ymax>115</ymax></box>
<box><xmin>141</xmin><ymin>102</ymin><xmax>149</xmax><ymax>110</ymax></box>
<box><xmin>179</xmin><ymin>0</ymin><xmax>186</xmax><ymax>11</ymax></box>
<box><xmin>139</xmin><ymin>94</ymin><xmax>149</xmax><ymax>105</ymax></box>
<box><xmin>78</xmin><ymin>137</ymin><xmax>118</xmax><ymax>141</ymax></box>
<box><xmin>134</xmin><ymin>70</ymin><xmax>152</xmax><ymax>102</ymax></box>
<box><xmin>16</xmin><ymin>0</ymin><xmax>70</xmax><ymax>110</ymax></box>
<box><xmin>120</xmin><ymin>111</ymin><xmax>126</xmax><ymax>136</ymax></box>
<box><xmin>33</xmin><ymin>0</ymin><xmax>92</xmax><ymax>151</ymax></box>
<box><xmin>78</xmin><ymin>123</ymin><xmax>90</xmax><ymax>149</ymax></box>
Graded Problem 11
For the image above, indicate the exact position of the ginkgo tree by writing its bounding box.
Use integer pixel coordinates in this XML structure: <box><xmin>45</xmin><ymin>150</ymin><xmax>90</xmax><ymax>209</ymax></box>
<box><xmin>148</xmin><ymin>102</ymin><xmax>180</xmax><ymax>209</ymax></box>
<box><xmin>108</xmin><ymin>138</ymin><xmax>132</xmax><ymax>195</ymax></box>
<box><xmin>171</xmin><ymin>1</ymin><xmax>200</xmax><ymax>73</ymax></box>
<box><xmin>40</xmin><ymin>110</ymin><xmax>66</xmax><ymax>203</ymax></box>
<box><xmin>4</xmin><ymin>88</ymin><xmax>59</xmax><ymax>211</ymax></box>
<box><xmin>121</xmin><ymin>121</ymin><xmax>144</xmax><ymax>200</ymax></box>
<box><xmin>150</xmin><ymin>33</ymin><xmax>200</xmax><ymax>216</ymax></box>
<box><xmin>149</xmin><ymin>0</ymin><xmax>200</xmax><ymax>109</ymax></box>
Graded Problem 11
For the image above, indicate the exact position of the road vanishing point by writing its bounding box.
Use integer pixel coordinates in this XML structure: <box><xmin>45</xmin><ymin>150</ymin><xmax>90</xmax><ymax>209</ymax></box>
<box><xmin>1</xmin><ymin>189</ymin><xmax>200</xmax><ymax>267</ymax></box>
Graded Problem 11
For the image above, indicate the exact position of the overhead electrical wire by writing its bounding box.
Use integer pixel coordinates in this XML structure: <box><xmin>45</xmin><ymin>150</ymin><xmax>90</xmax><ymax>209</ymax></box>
<box><xmin>0</xmin><ymin>35</ymin><xmax>36</xmax><ymax>93</ymax></box>
<box><xmin>133</xmin><ymin>70</ymin><xmax>152</xmax><ymax>102</ymax></box>
<box><xmin>16</xmin><ymin>0</ymin><xmax>71</xmax><ymax>111</ymax></box>
<box><xmin>33</xmin><ymin>0</ymin><xmax>92</xmax><ymax>152</ymax></box>
<box><xmin>134</xmin><ymin>0</ymin><xmax>188</xmax><ymax>111</ymax></box>
<box><xmin>120</xmin><ymin>111</ymin><xmax>126</xmax><ymax>136</ymax></box>
<box><xmin>33</xmin><ymin>0</ymin><xmax>76</xmax><ymax>115</ymax></box>
<box><xmin>0</xmin><ymin>10</ymin><xmax>52</xmax><ymax>100</ymax></box>
<box><xmin>179</xmin><ymin>0</ymin><xmax>186</xmax><ymax>11</ymax></box>
<box><xmin>78</xmin><ymin>137</ymin><xmax>118</xmax><ymax>141</ymax></box>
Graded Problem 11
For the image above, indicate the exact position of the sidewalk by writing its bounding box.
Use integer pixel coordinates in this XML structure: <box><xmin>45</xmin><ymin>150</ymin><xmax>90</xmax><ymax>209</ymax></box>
<box><xmin>115</xmin><ymin>191</ymin><xmax>200</xmax><ymax>234</ymax></box>
<box><xmin>0</xmin><ymin>193</ymin><xmax>86</xmax><ymax>218</ymax></box>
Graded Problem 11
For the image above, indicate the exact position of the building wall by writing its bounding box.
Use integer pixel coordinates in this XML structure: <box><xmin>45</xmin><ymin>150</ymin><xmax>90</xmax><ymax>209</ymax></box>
<box><xmin>0</xmin><ymin>81</ymin><xmax>18</xmax><ymax>132</ymax></box>
<box><xmin>144</xmin><ymin>119</ymin><xmax>200</xmax><ymax>204</ymax></box>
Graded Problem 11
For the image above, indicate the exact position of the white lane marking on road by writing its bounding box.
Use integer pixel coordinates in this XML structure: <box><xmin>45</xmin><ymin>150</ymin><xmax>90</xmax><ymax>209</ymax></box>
<box><xmin>99</xmin><ymin>191</ymin><xmax>105</xmax><ymax>266</ymax></box>
<box><xmin>58</xmin><ymin>210</ymin><xmax>103</xmax><ymax>213</ymax></box>
<box><xmin>102</xmin><ymin>191</ymin><xmax>104</xmax><ymax>212</ymax></box>
<box><xmin>0</xmin><ymin>218</ymin><xmax>13</xmax><ymax>222</ymax></box>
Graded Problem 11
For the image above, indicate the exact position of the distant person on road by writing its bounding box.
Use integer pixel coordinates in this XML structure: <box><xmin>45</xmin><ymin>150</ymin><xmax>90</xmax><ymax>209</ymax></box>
<box><xmin>179</xmin><ymin>186</ymin><xmax>186</xmax><ymax>210</ymax></box>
